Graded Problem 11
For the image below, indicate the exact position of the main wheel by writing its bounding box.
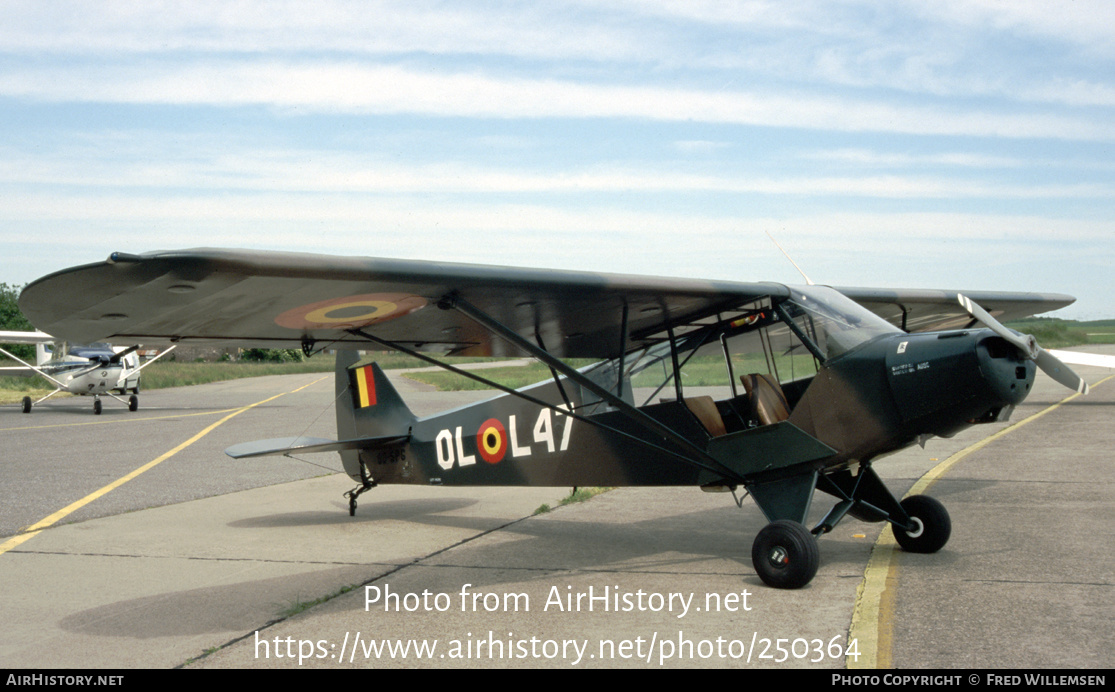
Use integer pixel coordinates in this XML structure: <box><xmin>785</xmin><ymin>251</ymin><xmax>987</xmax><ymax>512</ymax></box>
<box><xmin>22</xmin><ymin>396</ymin><xmax>32</xmax><ymax>413</ymax></box>
<box><xmin>892</xmin><ymin>495</ymin><xmax>950</xmax><ymax>553</ymax></box>
<box><xmin>129</xmin><ymin>395</ymin><xmax>138</xmax><ymax>412</ymax></box>
<box><xmin>751</xmin><ymin>520</ymin><xmax>819</xmax><ymax>589</ymax></box>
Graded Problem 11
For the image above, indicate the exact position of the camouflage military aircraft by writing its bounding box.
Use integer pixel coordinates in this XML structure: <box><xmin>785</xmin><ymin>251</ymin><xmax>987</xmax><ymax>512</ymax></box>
<box><xmin>18</xmin><ymin>249</ymin><xmax>1110</xmax><ymax>588</ymax></box>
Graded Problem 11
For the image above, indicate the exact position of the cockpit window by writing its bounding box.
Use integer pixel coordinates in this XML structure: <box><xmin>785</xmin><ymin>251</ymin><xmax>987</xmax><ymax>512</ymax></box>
<box><xmin>782</xmin><ymin>285</ymin><xmax>902</xmax><ymax>360</ymax></box>
<box><xmin>575</xmin><ymin>286</ymin><xmax>901</xmax><ymax>412</ymax></box>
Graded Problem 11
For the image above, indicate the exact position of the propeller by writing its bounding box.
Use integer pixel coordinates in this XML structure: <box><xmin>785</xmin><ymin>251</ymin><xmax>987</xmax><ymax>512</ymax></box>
<box><xmin>107</xmin><ymin>344</ymin><xmax>142</xmax><ymax>364</ymax></box>
<box><xmin>957</xmin><ymin>295</ymin><xmax>1089</xmax><ymax>395</ymax></box>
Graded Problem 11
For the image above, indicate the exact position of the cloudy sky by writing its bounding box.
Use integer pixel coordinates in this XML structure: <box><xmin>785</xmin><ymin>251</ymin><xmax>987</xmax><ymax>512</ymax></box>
<box><xmin>2</xmin><ymin>1</ymin><xmax>1112</xmax><ymax>319</ymax></box>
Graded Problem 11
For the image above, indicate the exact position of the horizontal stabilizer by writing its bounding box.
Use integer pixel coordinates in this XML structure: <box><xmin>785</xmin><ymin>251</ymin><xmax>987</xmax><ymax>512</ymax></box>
<box><xmin>225</xmin><ymin>434</ymin><xmax>409</xmax><ymax>459</ymax></box>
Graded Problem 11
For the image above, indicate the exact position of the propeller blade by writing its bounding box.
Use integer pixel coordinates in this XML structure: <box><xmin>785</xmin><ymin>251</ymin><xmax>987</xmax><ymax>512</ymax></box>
<box><xmin>956</xmin><ymin>295</ymin><xmax>1037</xmax><ymax>358</ymax></box>
<box><xmin>957</xmin><ymin>294</ymin><xmax>1088</xmax><ymax>395</ymax></box>
<box><xmin>108</xmin><ymin>344</ymin><xmax>142</xmax><ymax>364</ymax></box>
<box><xmin>1035</xmin><ymin>348</ymin><xmax>1089</xmax><ymax>395</ymax></box>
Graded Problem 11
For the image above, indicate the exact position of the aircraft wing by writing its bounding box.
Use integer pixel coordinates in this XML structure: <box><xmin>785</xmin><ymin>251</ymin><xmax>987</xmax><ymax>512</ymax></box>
<box><xmin>835</xmin><ymin>286</ymin><xmax>1075</xmax><ymax>333</ymax></box>
<box><xmin>19</xmin><ymin>249</ymin><xmax>1076</xmax><ymax>359</ymax></box>
<box><xmin>19</xmin><ymin>249</ymin><xmax>789</xmax><ymax>359</ymax></box>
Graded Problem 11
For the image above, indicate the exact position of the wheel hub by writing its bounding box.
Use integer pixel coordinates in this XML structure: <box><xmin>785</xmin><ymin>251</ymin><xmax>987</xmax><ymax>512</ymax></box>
<box><xmin>905</xmin><ymin>516</ymin><xmax>924</xmax><ymax>538</ymax></box>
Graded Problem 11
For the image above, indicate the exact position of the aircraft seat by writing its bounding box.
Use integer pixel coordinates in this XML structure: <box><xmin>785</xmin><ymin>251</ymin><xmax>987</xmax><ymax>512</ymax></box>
<box><xmin>741</xmin><ymin>373</ymin><xmax>791</xmax><ymax>425</ymax></box>
<box><xmin>684</xmin><ymin>395</ymin><xmax>727</xmax><ymax>438</ymax></box>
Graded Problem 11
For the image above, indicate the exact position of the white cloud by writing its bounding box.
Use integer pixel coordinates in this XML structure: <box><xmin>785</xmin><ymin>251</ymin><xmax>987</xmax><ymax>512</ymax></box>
<box><xmin>3</xmin><ymin>60</ymin><xmax>1111</xmax><ymax>141</ymax></box>
<box><xmin>1</xmin><ymin>1</ymin><xmax>1111</xmax><ymax>319</ymax></box>
<box><xmin>3</xmin><ymin>146</ymin><xmax>1111</xmax><ymax>201</ymax></box>
<box><xmin>906</xmin><ymin>0</ymin><xmax>1115</xmax><ymax>56</ymax></box>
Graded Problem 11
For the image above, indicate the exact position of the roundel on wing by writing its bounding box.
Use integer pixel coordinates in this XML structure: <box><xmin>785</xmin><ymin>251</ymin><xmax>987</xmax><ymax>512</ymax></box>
<box><xmin>476</xmin><ymin>418</ymin><xmax>507</xmax><ymax>464</ymax></box>
<box><xmin>275</xmin><ymin>293</ymin><xmax>427</xmax><ymax>330</ymax></box>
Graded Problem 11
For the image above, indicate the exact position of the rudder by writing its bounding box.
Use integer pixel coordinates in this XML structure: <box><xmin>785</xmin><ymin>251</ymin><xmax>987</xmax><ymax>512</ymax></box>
<box><xmin>336</xmin><ymin>351</ymin><xmax>417</xmax><ymax>437</ymax></box>
<box><xmin>335</xmin><ymin>351</ymin><xmax>417</xmax><ymax>480</ymax></box>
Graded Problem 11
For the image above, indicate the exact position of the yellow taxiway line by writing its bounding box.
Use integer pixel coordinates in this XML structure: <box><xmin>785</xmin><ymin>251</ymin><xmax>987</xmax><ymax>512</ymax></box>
<box><xmin>0</xmin><ymin>377</ymin><xmax>328</xmax><ymax>557</ymax></box>
<box><xmin>847</xmin><ymin>374</ymin><xmax>1113</xmax><ymax>668</ymax></box>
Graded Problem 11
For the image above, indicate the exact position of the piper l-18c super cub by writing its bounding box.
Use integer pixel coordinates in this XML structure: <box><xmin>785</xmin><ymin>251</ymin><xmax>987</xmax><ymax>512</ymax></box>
<box><xmin>17</xmin><ymin>249</ymin><xmax>1113</xmax><ymax>588</ymax></box>
<box><xmin>0</xmin><ymin>330</ymin><xmax>174</xmax><ymax>414</ymax></box>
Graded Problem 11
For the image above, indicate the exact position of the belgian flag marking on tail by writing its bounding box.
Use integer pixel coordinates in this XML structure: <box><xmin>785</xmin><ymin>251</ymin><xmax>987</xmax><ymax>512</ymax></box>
<box><xmin>352</xmin><ymin>365</ymin><xmax>377</xmax><ymax>408</ymax></box>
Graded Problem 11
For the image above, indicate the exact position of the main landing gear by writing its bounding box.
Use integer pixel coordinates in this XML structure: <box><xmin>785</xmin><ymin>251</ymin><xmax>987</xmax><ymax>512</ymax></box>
<box><xmin>93</xmin><ymin>393</ymin><xmax>140</xmax><ymax>414</ymax></box>
<box><xmin>891</xmin><ymin>495</ymin><xmax>951</xmax><ymax>553</ymax></box>
<box><xmin>746</xmin><ymin>465</ymin><xmax>952</xmax><ymax>589</ymax></box>
<box><xmin>20</xmin><ymin>392</ymin><xmax>142</xmax><ymax>414</ymax></box>
<box><xmin>751</xmin><ymin>520</ymin><xmax>820</xmax><ymax>589</ymax></box>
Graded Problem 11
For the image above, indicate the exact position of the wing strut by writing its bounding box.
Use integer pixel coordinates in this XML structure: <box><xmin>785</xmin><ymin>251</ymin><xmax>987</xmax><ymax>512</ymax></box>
<box><xmin>533</xmin><ymin>326</ymin><xmax>573</xmax><ymax>410</ymax></box>
<box><xmin>347</xmin><ymin>326</ymin><xmax>743</xmax><ymax>480</ymax></box>
<box><xmin>0</xmin><ymin>345</ymin><xmax>68</xmax><ymax>388</ymax></box>
<box><xmin>438</xmin><ymin>293</ymin><xmax>732</xmax><ymax>474</ymax></box>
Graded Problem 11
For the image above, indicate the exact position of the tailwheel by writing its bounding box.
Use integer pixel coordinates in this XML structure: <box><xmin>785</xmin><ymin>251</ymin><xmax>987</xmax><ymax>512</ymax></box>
<box><xmin>344</xmin><ymin>483</ymin><xmax>376</xmax><ymax>516</ymax></box>
<box><xmin>751</xmin><ymin>519</ymin><xmax>819</xmax><ymax>589</ymax></box>
<box><xmin>892</xmin><ymin>495</ymin><xmax>951</xmax><ymax>553</ymax></box>
<box><xmin>343</xmin><ymin>463</ymin><xmax>377</xmax><ymax>517</ymax></box>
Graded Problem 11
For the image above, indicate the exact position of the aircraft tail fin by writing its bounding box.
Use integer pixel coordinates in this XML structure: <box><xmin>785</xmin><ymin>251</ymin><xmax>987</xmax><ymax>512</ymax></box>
<box><xmin>335</xmin><ymin>351</ymin><xmax>417</xmax><ymax>442</ymax></box>
<box><xmin>335</xmin><ymin>351</ymin><xmax>418</xmax><ymax>482</ymax></box>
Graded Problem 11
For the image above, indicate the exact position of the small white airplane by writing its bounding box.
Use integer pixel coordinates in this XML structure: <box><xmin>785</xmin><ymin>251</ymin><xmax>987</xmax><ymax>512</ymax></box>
<box><xmin>0</xmin><ymin>330</ymin><xmax>174</xmax><ymax>414</ymax></box>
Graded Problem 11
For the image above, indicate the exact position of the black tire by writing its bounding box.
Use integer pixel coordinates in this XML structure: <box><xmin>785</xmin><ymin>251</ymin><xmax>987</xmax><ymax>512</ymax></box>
<box><xmin>22</xmin><ymin>396</ymin><xmax>32</xmax><ymax>413</ymax></box>
<box><xmin>751</xmin><ymin>519</ymin><xmax>819</xmax><ymax>589</ymax></box>
<box><xmin>93</xmin><ymin>399</ymin><xmax>102</xmax><ymax>415</ymax></box>
<box><xmin>128</xmin><ymin>395</ymin><xmax>138</xmax><ymax>412</ymax></box>
<box><xmin>892</xmin><ymin>495</ymin><xmax>950</xmax><ymax>553</ymax></box>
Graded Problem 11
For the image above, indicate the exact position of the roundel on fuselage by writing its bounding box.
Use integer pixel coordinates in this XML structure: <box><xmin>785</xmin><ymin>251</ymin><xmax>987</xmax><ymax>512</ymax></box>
<box><xmin>476</xmin><ymin>418</ymin><xmax>507</xmax><ymax>464</ymax></box>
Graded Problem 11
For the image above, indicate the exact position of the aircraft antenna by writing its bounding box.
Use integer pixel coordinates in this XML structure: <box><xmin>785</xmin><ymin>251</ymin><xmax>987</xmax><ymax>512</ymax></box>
<box><xmin>765</xmin><ymin>231</ymin><xmax>814</xmax><ymax>286</ymax></box>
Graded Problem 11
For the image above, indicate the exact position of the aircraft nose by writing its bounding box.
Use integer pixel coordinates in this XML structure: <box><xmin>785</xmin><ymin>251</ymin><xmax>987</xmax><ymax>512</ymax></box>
<box><xmin>976</xmin><ymin>334</ymin><xmax>1035</xmax><ymax>407</ymax></box>
<box><xmin>883</xmin><ymin>329</ymin><xmax>1036</xmax><ymax>433</ymax></box>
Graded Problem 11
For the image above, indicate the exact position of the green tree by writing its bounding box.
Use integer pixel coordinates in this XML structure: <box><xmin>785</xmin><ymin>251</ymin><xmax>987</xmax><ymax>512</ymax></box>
<box><xmin>0</xmin><ymin>283</ymin><xmax>36</xmax><ymax>360</ymax></box>
<box><xmin>239</xmin><ymin>348</ymin><xmax>304</xmax><ymax>363</ymax></box>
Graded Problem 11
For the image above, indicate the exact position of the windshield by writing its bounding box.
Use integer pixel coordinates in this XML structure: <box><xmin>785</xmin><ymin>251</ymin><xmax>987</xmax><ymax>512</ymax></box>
<box><xmin>782</xmin><ymin>285</ymin><xmax>901</xmax><ymax>359</ymax></box>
